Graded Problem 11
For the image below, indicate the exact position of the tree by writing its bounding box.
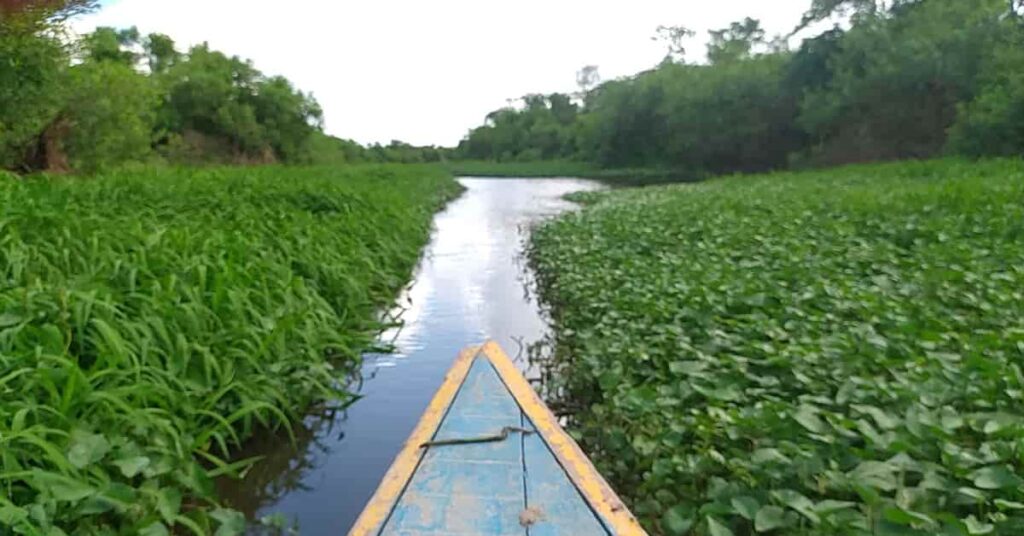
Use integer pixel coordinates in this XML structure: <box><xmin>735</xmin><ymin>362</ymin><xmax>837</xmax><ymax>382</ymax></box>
<box><xmin>145</xmin><ymin>33</ymin><xmax>178</xmax><ymax>74</ymax></box>
<box><xmin>62</xmin><ymin>61</ymin><xmax>157</xmax><ymax>172</ymax></box>
<box><xmin>0</xmin><ymin>0</ymin><xmax>97</xmax><ymax>28</ymax></box>
<box><xmin>250</xmin><ymin>76</ymin><xmax>322</xmax><ymax>162</ymax></box>
<box><xmin>157</xmin><ymin>43</ymin><xmax>324</xmax><ymax>163</ymax></box>
<box><xmin>794</xmin><ymin>0</ymin><xmax>883</xmax><ymax>33</ymax></box>
<box><xmin>707</xmin><ymin>18</ymin><xmax>766</xmax><ymax>64</ymax></box>
<box><xmin>577</xmin><ymin>56</ymin><xmax>800</xmax><ymax>172</ymax></box>
<box><xmin>948</xmin><ymin>14</ymin><xmax>1024</xmax><ymax>156</ymax></box>
<box><xmin>81</xmin><ymin>26</ymin><xmax>140</xmax><ymax>65</ymax></box>
<box><xmin>576</xmin><ymin>65</ymin><xmax>601</xmax><ymax>95</ymax></box>
<box><xmin>0</xmin><ymin>0</ymin><xmax>97</xmax><ymax>171</ymax></box>
<box><xmin>457</xmin><ymin>92</ymin><xmax>581</xmax><ymax>161</ymax></box>
<box><xmin>0</xmin><ymin>26</ymin><xmax>67</xmax><ymax>170</ymax></box>
<box><xmin>652</xmin><ymin>25</ymin><xmax>694</xmax><ymax>64</ymax></box>
<box><xmin>548</xmin><ymin>93</ymin><xmax>577</xmax><ymax>125</ymax></box>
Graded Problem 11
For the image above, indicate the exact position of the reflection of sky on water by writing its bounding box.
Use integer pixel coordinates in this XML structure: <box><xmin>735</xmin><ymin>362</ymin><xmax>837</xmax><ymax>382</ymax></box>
<box><xmin>222</xmin><ymin>178</ymin><xmax>603</xmax><ymax>535</ymax></box>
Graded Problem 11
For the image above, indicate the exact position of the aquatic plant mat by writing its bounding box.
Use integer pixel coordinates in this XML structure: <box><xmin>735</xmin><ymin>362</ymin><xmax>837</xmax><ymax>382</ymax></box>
<box><xmin>531</xmin><ymin>159</ymin><xmax>1024</xmax><ymax>535</ymax></box>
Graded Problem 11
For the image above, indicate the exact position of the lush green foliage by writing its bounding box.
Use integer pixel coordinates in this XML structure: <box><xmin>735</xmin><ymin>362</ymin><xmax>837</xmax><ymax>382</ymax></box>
<box><xmin>155</xmin><ymin>44</ymin><xmax>322</xmax><ymax>165</ymax></box>
<box><xmin>0</xmin><ymin>30</ymin><xmax>66</xmax><ymax>170</ymax></box>
<box><xmin>458</xmin><ymin>0</ymin><xmax>1024</xmax><ymax>173</ymax></box>
<box><xmin>797</xmin><ymin>0</ymin><xmax>1009</xmax><ymax>165</ymax></box>
<box><xmin>63</xmin><ymin>61</ymin><xmax>158</xmax><ymax>172</ymax></box>
<box><xmin>0</xmin><ymin>3</ymin><xmax>436</xmax><ymax>173</ymax></box>
<box><xmin>532</xmin><ymin>159</ymin><xmax>1024</xmax><ymax>535</ymax></box>
<box><xmin>947</xmin><ymin>27</ymin><xmax>1024</xmax><ymax>158</ymax></box>
<box><xmin>579</xmin><ymin>55</ymin><xmax>800</xmax><ymax>172</ymax></box>
<box><xmin>456</xmin><ymin>94</ymin><xmax>580</xmax><ymax>162</ymax></box>
<box><xmin>0</xmin><ymin>165</ymin><xmax>461</xmax><ymax>534</ymax></box>
<box><xmin>446</xmin><ymin>160</ymin><xmax>600</xmax><ymax>178</ymax></box>
<box><xmin>447</xmin><ymin>160</ymin><xmax>701</xmax><ymax>186</ymax></box>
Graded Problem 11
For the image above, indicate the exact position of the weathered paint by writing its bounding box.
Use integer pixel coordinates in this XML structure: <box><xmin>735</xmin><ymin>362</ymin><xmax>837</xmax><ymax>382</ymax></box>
<box><xmin>349</xmin><ymin>342</ymin><xmax>647</xmax><ymax>536</ymax></box>
<box><xmin>348</xmin><ymin>345</ymin><xmax>480</xmax><ymax>536</ymax></box>
<box><xmin>381</xmin><ymin>355</ymin><xmax>527</xmax><ymax>535</ymax></box>
<box><xmin>522</xmin><ymin>430</ymin><xmax>609</xmax><ymax>535</ymax></box>
<box><xmin>480</xmin><ymin>341</ymin><xmax>646</xmax><ymax>535</ymax></box>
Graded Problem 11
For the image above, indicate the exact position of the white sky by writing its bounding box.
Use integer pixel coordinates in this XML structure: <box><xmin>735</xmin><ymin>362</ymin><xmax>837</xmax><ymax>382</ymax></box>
<box><xmin>72</xmin><ymin>0</ymin><xmax>819</xmax><ymax>147</ymax></box>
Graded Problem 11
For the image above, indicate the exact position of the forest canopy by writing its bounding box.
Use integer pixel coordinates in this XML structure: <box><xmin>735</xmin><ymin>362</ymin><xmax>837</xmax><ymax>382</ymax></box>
<box><xmin>0</xmin><ymin>1</ymin><xmax>446</xmax><ymax>173</ymax></box>
<box><xmin>4</xmin><ymin>0</ymin><xmax>1022</xmax><ymax>175</ymax></box>
<box><xmin>456</xmin><ymin>0</ymin><xmax>1024</xmax><ymax>175</ymax></box>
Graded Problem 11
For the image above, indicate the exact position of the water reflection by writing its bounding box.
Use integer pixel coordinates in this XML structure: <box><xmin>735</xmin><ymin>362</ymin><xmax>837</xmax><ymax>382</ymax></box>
<box><xmin>218</xmin><ymin>178</ymin><xmax>603</xmax><ymax>534</ymax></box>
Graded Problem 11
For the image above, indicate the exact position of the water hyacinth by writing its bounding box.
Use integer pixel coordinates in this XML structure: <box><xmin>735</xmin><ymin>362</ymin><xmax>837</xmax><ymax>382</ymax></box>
<box><xmin>531</xmin><ymin>159</ymin><xmax>1024</xmax><ymax>535</ymax></box>
<box><xmin>0</xmin><ymin>164</ymin><xmax>462</xmax><ymax>534</ymax></box>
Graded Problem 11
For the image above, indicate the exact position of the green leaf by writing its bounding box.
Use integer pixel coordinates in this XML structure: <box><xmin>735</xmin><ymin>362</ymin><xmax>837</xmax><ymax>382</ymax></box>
<box><xmin>793</xmin><ymin>405</ymin><xmax>828</xmax><ymax>434</ymax></box>
<box><xmin>851</xmin><ymin>404</ymin><xmax>900</xmax><ymax>430</ymax></box>
<box><xmin>883</xmin><ymin>506</ymin><xmax>935</xmax><ymax>527</ymax></box>
<box><xmin>848</xmin><ymin>460</ymin><xmax>898</xmax><ymax>492</ymax></box>
<box><xmin>751</xmin><ymin>448</ymin><xmax>789</xmax><ymax>464</ymax></box>
<box><xmin>0</xmin><ymin>313</ymin><xmax>23</xmax><ymax>328</ymax></box>
<box><xmin>731</xmin><ymin>496</ymin><xmax>760</xmax><ymax>521</ymax></box>
<box><xmin>138</xmin><ymin>522</ymin><xmax>170</xmax><ymax>536</ymax></box>
<box><xmin>156</xmin><ymin>488</ymin><xmax>182</xmax><ymax>524</ymax></box>
<box><xmin>957</xmin><ymin>487</ymin><xmax>987</xmax><ymax>502</ymax></box>
<box><xmin>963</xmin><ymin>515</ymin><xmax>994</xmax><ymax>535</ymax></box>
<box><xmin>971</xmin><ymin>465</ymin><xmax>1021</xmax><ymax>490</ymax></box>
<box><xmin>755</xmin><ymin>506</ymin><xmax>786</xmax><ymax>532</ymax></box>
<box><xmin>707</xmin><ymin>516</ymin><xmax>734</xmax><ymax>536</ymax></box>
<box><xmin>994</xmin><ymin>499</ymin><xmax>1024</xmax><ymax>510</ymax></box>
<box><xmin>67</xmin><ymin>430</ymin><xmax>110</xmax><ymax>469</ymax></box>
<box><xmin>815</xmin><ymin>500</ymin><xmax>857</xmax><ymax>512</ymax></box>
<box><xmin>772</xmin><ymin>489</ymin><xmax>820</xmax><ymax>524</ymax></box>
<box><xmin>669</xmin><ymin>361</ymin><xmax>707</xmax><ymax>375</ymax></box>
<box><xmin>693</xmin><ymin>382</ymin><xmax>742</xmax><ymax>401</ymax></box>
<box><xmin>258</xmin><ymin>513</ymin><xmax>289</xmax><ymax>529</ymax></box>
<box><xmin>0</xmin><ymin>504</ymin><xmax>28</xmax><ymax>525</ymax></box>
<box><xmin>113</xmin><ymin>456</ymin><xmax>151</xmax><ymax>478</ymax></box>
<box><xmin>662</xmin><ymin>505</ymin><xmax>694</xmax><ymax>535</ymax></box>
<box><xmin>211</xmin><ymin>508</ymin><xmax>245</xmax><ymax>536</ymax></box>
<box><xmin>30</xmin><ymin>471</ymin><xmax>96</xmax><ymax>503</ymax></box>
<box><xmin>981</xmin><ymin>413</ymin><xmax>1018</xmax><ymax>435</ymax></box>
<box><xmin>77</xmin><ymin>496</ymin><xmax>114</xmax><ymax>516</ymax></box>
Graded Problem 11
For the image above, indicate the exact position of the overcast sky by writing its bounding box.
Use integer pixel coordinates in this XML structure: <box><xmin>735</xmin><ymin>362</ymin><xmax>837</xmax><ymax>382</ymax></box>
<box><xmin>72</xmin><ymin>0</ymin><xmax>818</xmax><ymax>147</ymax></box>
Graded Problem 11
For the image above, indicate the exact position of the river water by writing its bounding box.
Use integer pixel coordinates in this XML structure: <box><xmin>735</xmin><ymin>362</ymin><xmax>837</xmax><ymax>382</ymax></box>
<box><xmin>218</xmin><ymin>177</ymin><xmax>603</xmax><ymax>534</ymax></box>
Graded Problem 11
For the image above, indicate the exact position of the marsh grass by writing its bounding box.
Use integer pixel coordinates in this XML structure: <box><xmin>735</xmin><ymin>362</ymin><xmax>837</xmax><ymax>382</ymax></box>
<box><xmin>0</xmin><ymin>164</ymin><xmax>461</xmax><ymax>534</ymax></box>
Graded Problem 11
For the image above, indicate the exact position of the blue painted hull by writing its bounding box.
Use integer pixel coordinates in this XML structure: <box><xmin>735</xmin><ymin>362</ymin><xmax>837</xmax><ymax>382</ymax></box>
<box><xmin>350</xmin><ymin>343</ymin><xmax>645</xmax><ymax>536</ymax></box>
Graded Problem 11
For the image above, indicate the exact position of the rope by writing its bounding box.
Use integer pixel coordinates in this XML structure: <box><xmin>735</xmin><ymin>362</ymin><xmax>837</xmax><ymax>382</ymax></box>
<box><xmin>420</xmin><ymin>426</ymin><xmax>534</xmax><ymax>448</ymax></box>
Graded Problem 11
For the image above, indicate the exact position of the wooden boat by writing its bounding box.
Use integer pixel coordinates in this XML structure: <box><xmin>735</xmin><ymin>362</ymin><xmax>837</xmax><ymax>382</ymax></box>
<box><xmin>349</xmin><ymin>341</ymin><xmax>646</xmax><ymax>535</ymax></box>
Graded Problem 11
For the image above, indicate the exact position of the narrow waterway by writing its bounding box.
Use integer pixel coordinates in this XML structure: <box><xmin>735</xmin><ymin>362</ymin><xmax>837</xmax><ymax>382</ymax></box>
<box><xmin>219</xmin><ymin>177</ymin><xmax>603</xmax><ymax>534</ymax></box>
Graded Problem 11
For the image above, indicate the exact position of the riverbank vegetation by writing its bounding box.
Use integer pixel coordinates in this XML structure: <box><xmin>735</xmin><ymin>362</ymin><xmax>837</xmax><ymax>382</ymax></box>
<box><xmin>0</xmin><ymin>164</ymin><xmax>461</xmax><ymax>534</ymax></box>
<box><xmin>446</xmin><ymin>160</ymin><xmax>696</xmax><ymax>186</ymax></box>
<box><xmin>456</xmin><ymin>0</ymin><xmax>1024</xmax><ymax>175</ymax></box>
<box><xmin>446</xmin><ymin>160</ymin><xmax>599</xmax><ymax>178</ymax></box>
<box><xmin>531</xmin><ymin>158</ymin><xmax>1024</xmax><ymax>535</ymax></box>
<box><xmin>0</xmin><ymin>1</ymin><xmax>448</xmax><ymax>175</ymax></box>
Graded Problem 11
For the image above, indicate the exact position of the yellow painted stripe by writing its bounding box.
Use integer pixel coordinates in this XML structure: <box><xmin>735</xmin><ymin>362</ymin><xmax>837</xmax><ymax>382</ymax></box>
<box><xmin>481</xmin><ymin>341</ymin><xmax>648</xmax><ymax>536</ymax></box>
<box><xmin>347</xmin><ymin>345</ymin><xmax>480</xmax><ymax>536</ymax></box>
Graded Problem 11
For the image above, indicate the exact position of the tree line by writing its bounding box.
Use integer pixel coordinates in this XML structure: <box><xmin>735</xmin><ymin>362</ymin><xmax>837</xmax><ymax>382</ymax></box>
<box><xmin>0</xmin><ymin>1</ymin><xmax>447</xmax><ymax>174</ymax></box>
<box><xmin>456</xmin><ymin>0</ymin><xmax>1024</xmax><ymax>175</ymax></box>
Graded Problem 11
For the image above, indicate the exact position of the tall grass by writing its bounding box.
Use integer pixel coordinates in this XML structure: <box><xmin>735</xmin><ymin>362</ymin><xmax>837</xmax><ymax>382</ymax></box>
<box><xmin>532</xmin><ymin>159</ymin><xmax>1024</xmax><ymax>535</ymax></box>
<box><xmin>0</xmin><ymin>164</ymin><xmax>461</xmax><ymax>534</ymax></box>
